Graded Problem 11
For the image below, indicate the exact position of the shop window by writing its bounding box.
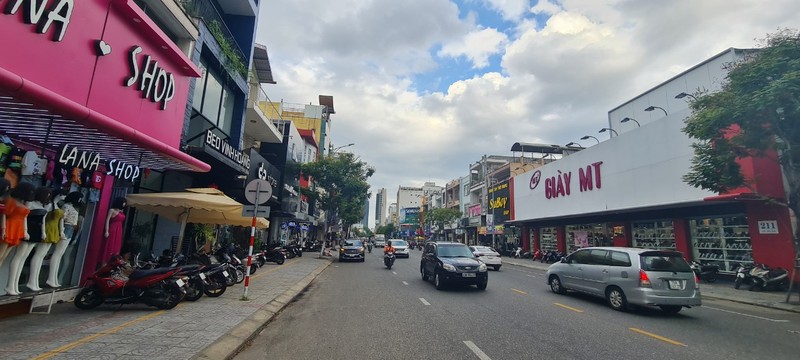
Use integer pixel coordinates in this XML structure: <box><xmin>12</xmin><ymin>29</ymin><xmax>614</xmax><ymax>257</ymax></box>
<box><xmin>566</xmin><ymin>223</ymin><xmax>611</xmax><ymax>253</ymax></box>
<box><xmin>632</xmin><ymin>220</ymin><xmax>675</xmax><ymax>250</ymax></box>
<box><xmin>689</xmin><ymin>215</ymin><xmax>751</xmax><ymax>273</ymax></box>
<box><xmin>539</xmin><ymin>227</ymin><xmax>558</xmax><ymax>252</ymax></box>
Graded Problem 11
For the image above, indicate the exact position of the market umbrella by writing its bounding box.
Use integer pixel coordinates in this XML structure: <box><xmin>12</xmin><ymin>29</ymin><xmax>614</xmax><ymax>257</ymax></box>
<box><xmin>126</xmin><ymin>188</ymin><xmax>269</xmax><ymax>252</ymax></box>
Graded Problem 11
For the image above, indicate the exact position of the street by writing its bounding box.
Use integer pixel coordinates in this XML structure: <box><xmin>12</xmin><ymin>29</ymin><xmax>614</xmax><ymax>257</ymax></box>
<box><xmin>236</xmin><ymin>249</ymin><xmax>800</xmax><ymax>360</ymax></box>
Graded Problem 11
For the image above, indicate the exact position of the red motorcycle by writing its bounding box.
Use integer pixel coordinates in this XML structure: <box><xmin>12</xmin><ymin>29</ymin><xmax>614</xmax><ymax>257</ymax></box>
<box><xmin>74</xmin><ymin>255</ymin><xmax>187</xmax><ymax>310</ymax></box>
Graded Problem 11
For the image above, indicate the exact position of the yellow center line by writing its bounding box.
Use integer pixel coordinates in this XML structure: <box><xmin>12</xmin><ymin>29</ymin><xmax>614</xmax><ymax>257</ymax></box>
<box><xmin>33</xmin><ymin>309</ymin><xmax>168</xmax><ymax>359</ymax></box>
<box><xmin>554</xmin><ymin>302</ymin><xmax>584</xmax><ymax>313</ymax></box>
<box><xmin>629</xmin><ymin>327</ymin><xmax>687</xmax><ymax>347</ymax></box>
<box><xmin>510</xmin><ymin>288</ymin><xmax>528</xmax><ymax>295</ymax></box>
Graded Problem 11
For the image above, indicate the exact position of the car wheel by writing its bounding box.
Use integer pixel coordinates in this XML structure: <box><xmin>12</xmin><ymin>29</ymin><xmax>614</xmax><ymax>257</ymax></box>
<box><xmin>476</xmin><ymin>278</ymin><xmax>487</xmax><ymax>290</ymax></box>
<box><xmin>549</xmin><ymin>275</ymin><xmax>566</xmax><ymax>294</ymax></box>
<box><xmin>659</xmin><ymin>305</ymin><xmax>682</xmax><ymax>314</ymax></box>
<box><xmin>434</xmin><ymin>272</ymin><xmax>445</xmax><ymax>290</ymax></box>
<box><xmin>421</xmin><ymin>268</ymin><xmax>428</xmax><ymax>281</ymax></box>
<box><xmin>606</xmin><ymin>286</ymin><xmax>628</xmax><ymax>312</ymax></box>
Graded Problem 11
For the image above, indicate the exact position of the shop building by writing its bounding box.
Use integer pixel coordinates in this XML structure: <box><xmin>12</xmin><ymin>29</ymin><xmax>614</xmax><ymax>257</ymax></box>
<box><xmin>0</xmin><ymin>1</ymin><xmax>210</xmax><ymax>304</ymax></box>
<box><xmin>509</xmin><ymin>48</ymin><xmax>797</xmax><ymax>275</ymax></box>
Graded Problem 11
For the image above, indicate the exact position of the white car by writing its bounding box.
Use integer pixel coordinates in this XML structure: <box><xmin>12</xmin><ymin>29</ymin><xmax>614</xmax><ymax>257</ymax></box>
<box><xmin>388</xmin><ymin>239</ymin><xmax>410</xmax><ymax>258</ymax></box>
<box><xmin>470</xmin><ymin>246</ymin><xmax>502</xmax><ymax>271</ymax></box>
<box><xmin>374</xmin><ymin>239</ymin><xmax>386</xmax><ymax>247</ymax></box>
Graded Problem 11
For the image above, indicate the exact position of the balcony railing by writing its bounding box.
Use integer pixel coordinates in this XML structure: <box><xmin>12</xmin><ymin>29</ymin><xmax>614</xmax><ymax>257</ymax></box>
<box><xmin>175</xmin><ymin>0</ymin><xmax>248</xmax><ymax>77</ymax></box>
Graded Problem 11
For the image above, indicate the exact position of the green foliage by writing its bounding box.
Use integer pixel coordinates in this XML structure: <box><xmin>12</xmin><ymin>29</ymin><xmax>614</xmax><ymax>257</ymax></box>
<box><xmin>683</xmin><ymin>29</ymin><xmax>800</xmax><ymax>238</ymax></box>
<box><xmin>206</xmin><ymin>20</ymin><xmax>248</xmax><ymax>78</ymax></box>
<box><xmin>424</xmin><ymin>208</ymin><xmax>463</xmax><ymax>234</ymax></box>
<box><xmin>376</xmin><ymin>223</ymin><xmax>396</xmax><ymax>235</ymax></box>
<box><xmin>301</xmin><ymin>152</ymin><xmax>374</xmax><ymax>234</ymax></box>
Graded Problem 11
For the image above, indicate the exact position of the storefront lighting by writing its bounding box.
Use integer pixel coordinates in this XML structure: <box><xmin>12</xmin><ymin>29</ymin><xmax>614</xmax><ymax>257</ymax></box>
<box><xmin>580</xmin><ymin>135</ymin><xmax>600</xmax><ymax>144</ymax></box>
<box><xmin>620</xmin><ymin>117</ymin><xmax>640</xmax><ymax>127</ymax></box>
<box><xmin>675</xmin><ymin>92</ymin><xmax>697</xmax><ymax>101</ymax></box>
<box><xmin>644</xmin><ymin>106</ymin><xmax>668</xmax><ymax>117</ymax></box>
<box><xmin>598</xmin><ymin>127</ymin><xmax>618</xmax><ymax>137</ymax></box>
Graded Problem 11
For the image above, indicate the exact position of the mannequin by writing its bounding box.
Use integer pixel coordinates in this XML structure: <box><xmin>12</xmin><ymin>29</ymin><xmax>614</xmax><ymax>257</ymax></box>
<box><xmin>102</xmin><ymin>196</ymin><xmax>127</xmax><ymax>263</ymax></box>
<box><xmin>31</xmin><ymin>190</ymin><xmax>65</xmax><ymax>290</ymax></box>
<box><xmin>47</xmin><ymin>191</ymin><xmax>82</xmax><ymax>287</ymax></box>
<box><xmin>2</xmin><ymin>182</ymin><xmax>35</xmax><ymax>296</ymax></box>
<box><xmin>0</xmin><ymin>178</ymin><xmax>12</xmax><ymax>267</ymax></box>
<box><xmin>8</xmin><ymin>187</ymin><xmax>50</xmax><ymax>293</ymax></box>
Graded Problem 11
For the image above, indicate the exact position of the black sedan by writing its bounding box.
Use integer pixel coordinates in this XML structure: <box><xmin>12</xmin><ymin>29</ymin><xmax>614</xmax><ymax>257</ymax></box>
<box><xmin>339</xmin><ymin>240</ymin><xmax>365</xmax><ymax>262</ymax></box>
<box><xmin>420</xmin><ymin>241</ymin><xmax>488</xmax><ymax>290</ymax></box>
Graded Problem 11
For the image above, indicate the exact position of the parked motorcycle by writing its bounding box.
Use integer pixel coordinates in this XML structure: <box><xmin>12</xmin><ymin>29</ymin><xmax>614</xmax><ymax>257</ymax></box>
<box><xmin>733</xmin><ymin>262</ymin><xmax>755</xmax><ymax>289</ymax></box>
<box><xmin>74</xmin><ymin>255</ymin><xmax>187</xmax><ymax>310</ymax></box>
<box><xmin>384</xmin><ymin>251</ymin><xmax>396</xmax><ymax>269</ymax></box>
<box><xmin>541</xmin><ymin>250</ymin><xmax>564</xmax><ymax>263</ymax></box>
<box><xmin>257</xmin><ymin>245</ymin><xmax>286</xmax><ymax>266</ymax></box>
<box><xmin>749</xmin><ymin>263</ymin><xmax>789</xmax><ymax>291</ymax></box>
<box><xmin>690</xmin><ymin>261</ymin><xmax>719</xmax><ymax>283</ymax></box>
<box><xmin>188</xmin><ymin>251</ymin><xmax>231</xmax><ymax>297</ymax></box>
<box><xmin>216</xmin><ymin>244</ymin><xmax>246</xmax><ymax>283</ymax></box>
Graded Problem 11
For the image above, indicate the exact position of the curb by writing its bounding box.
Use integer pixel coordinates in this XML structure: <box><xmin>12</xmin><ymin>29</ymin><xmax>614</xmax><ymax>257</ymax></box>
<box><xmin>192</xmin><ymin>257</ymin><xmax>334</xmax><ymax>360</ymax></box>
<box><xmin>504</xmin><ymin>261</ymin><xmax>800</xmax><ymax>314</ymax></box>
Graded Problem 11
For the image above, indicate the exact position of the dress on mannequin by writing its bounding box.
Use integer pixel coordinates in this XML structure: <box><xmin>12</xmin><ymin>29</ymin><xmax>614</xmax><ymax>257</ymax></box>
<box><xmin>0</xmin><ymin>197</ymin><xmax>30</xmax><ymax>269</ymax></box>
<box><xmin>0</xmin><ymin>177</ymin><xmax>12</xmax><ymax>269</ymax></box>
<box><xmin>38</xmin><ymin>201</ymin><xmax>64</xmax><ymax>288</ymax></box>
<box><xmin>103</xmin><ymin>212</ymin><xmax>126</xmax><ymax>263</ymax></box>
<box><xmin>6</xmin><ymin>202</ymin><xmax>45</xmax><ymax>295</ymax></box>
<box><xmin>48</xmin><ymin>193</ymin><xmax>80</xmax><ymax>287</ymax></box>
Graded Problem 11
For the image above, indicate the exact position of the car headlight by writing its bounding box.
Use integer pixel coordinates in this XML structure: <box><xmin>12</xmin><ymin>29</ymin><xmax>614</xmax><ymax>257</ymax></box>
<box><xmin>479</xmin><ymin>263</ymin><xmax>487</xmax><ymax>272</ymax></box>
<box><xmin>442</xmin><ymin>263</ymin><xmax>457</xmax><ymax>272</ymax></box>
<box><xmin>359</xmin><ymin>248</ymin><xmax>364</xmax><ymax>253</ymax></box>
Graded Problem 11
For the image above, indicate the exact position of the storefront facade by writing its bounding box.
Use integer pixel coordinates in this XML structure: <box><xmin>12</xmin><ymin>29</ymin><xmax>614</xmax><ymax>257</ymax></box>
<box><xmin>0</xmin><ymin>1</ymin><xmax>208</xmax><ymax>301</ymax></box>
<box><xmin>510</xmin><ymin>49</ymin><xmax>796</xmax><ymax>274</ymax></box>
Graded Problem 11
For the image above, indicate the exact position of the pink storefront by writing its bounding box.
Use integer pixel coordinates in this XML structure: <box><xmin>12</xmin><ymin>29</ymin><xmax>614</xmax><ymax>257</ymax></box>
<box><xmin>0</xmin><ymin>0</ymin><xmax>209</xmax><ymax>307</ymax></box>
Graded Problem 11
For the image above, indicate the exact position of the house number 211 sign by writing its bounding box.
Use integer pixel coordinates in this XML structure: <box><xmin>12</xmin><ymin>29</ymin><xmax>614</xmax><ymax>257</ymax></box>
<box><xmin>757</xmin><ymin>220</ymin><xmax>778</xmax><ymax>234</ymax></box>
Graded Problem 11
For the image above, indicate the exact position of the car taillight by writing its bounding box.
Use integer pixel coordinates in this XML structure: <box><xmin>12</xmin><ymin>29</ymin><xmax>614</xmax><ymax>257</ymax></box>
<box><xmin>695</xmin><ymin>274</ymin><xmax>700</xmax><ymax>289</ymax></box>
<box><xmin>639</xmin><ymin>269</ymin><xmax>652</xmax><ymax>287</ymax></box>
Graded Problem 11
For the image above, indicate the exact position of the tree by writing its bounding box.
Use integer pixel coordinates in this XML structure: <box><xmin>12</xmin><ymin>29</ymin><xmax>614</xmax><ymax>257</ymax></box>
<box><xmin>424</xmin><ymin>207</ymin><xmax>463</xmax><ymax>239</ymax></box>
<box><xmin>300</xmin><ymin>152</ymin><xmax>374</xmax><ymax>239</ymax></box>
<box><xmin>683</xmin><ymin>29</ymin><xmax>800</xmax><ymax>242</ymax></box>
<box><xmin>376</xmin><ymin>223</ymin><xmax>396</xmax><ymax>236</ymax></box>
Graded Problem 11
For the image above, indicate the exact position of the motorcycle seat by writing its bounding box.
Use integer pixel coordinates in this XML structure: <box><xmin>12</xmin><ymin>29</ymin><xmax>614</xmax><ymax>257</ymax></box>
<box><xmin>178</xmin><ymin>264</ymin><xmax>203</xmax><ymax>272</ymax></box>
<box><xmin>129</xmin><ymin>267</ymin><xmax>175</xmax><ymax>280</ymax></box>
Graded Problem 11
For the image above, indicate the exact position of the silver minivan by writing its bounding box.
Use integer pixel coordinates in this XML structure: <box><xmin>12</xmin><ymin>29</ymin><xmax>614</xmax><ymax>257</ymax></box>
<box><xmin>546</xmin><ymin>247</ymin><xmax>701</xmax><ymax>314</ymax></box>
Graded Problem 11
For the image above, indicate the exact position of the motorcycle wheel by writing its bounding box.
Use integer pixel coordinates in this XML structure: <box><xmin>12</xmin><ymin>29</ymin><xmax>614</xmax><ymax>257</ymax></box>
<box><xmin>297</xmin><ymin>251</ymin><xmax>303</xmax><ymax>258</ymax></box>
<box><xmin>235</xmin><ymin>267</ymin><xmax>245</xmax><ymax>284</ymax></box>
<box><xmin>275</xmin><ymin>256</ymin><xmax>285</xmax><ymax>265</ymax></box>
<box><xmin>250</xmin><ymin>264</ymin><xmax>258</xmax><ymax>274</ymax></box>
<box><xmin>734</xmin><ymin>277</ymin><xmax>742</xmax><ymax>289</ymax></box>
<box><xmin>225</xmin><ymin>270</ymin><xmax>237</xmax><ymax>287</ymax></box>
<box><xmin>257</xmin><ymin>258</ymin><xmax>266</xmax><ymax>267</ymax></box>
<box><xmin>705</xmin><ymin>274</ymin><xmax>717</xmax><ymax>283</ymax></box>
<box><xmin>156</xmin><ymin>286</ymin><xmax>185</xmax><ymax>310</ymax></box>
<box><xmin>286</xmin><ymin>251</ymin><xmax>295</xmax><ymax>259</ymax></box>
<box><xmin>204</xmin><ymin>275</ymin><xmax>228</xmax><ymax>297</ymax></box>
<box><xmin>184</xmin><ymin>278</ymin><xmax>205</xmax><ymax>302</ymax></box>
<box><xmin>74</xmin><ymin>286</ymin><xmax>104</xmax><ymax>310</ymax></box>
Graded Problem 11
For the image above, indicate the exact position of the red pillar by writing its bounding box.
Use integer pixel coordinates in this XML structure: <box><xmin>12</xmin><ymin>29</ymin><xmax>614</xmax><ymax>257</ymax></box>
<box><xmin>521</xmin><ymin>225</ymin><xmax>531</xmax><ymax>253</ymax></box>
<box><xmin>745</xmin><ymin>202</ymin><xmax>797</xmax><ymax>281</ymax></box>
<box><xmin>531</xmin><ymin>226</ymin><xmax>540</xmax><ymax>252</ymax></box>
<box><xmin>673</xmin><ymin>218</ymin><xmax>691</xmax><ymax>259</ymax></box>
<box><xmin>556</xmin><ymin>226</ymin><xmax>566</xmax><ymax>253</ymax></box>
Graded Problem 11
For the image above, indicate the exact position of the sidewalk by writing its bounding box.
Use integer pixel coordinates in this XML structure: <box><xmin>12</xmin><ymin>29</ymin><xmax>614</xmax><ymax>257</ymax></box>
<box><xmin>501</xmin><ymin>256</ymin><xmax>800</xmax><ymax>313</ymax></box>
<box><xmin>0</xmin><ymin>255</ymin><xmax>333</xmax><ymax>360</ymax></box>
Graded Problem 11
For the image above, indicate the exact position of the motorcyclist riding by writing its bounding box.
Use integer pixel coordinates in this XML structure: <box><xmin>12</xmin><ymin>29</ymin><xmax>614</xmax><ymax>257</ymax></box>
<box><xmin>367</xmin><ymin>240</ymin><xmax>373</xmax><ymax>253</ymax></box>
<box><xmin>384</xmin><ymin>241</ymin><xmax>395</xmax><ymax>255</ymax></box>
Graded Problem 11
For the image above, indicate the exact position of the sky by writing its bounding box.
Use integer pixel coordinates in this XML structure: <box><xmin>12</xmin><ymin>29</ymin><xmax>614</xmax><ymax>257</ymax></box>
<box><xmin>255</xmin><ymin>0</ymin><xmax>800</xmax><ymax>228</ymax></box>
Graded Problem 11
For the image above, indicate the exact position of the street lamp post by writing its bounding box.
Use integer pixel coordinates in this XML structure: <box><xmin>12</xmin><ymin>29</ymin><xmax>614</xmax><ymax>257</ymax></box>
<box><xmin>675</xmin><ymin>92</ymin><xmax>698</xmax><ymax>101</ymax></box>
<box><xmin>644</xmin><ymin>106</ymin><xmax>668</xmax><ymax>117</ymax></box>
<box><xmin>580</xmin><ymin>135</ymin><xmax>600</xmax><ymax>144</ymax></box>
<box><xmin>565</xmin><ymin>142</ymin><xmax>585</xmax><ymax>148</ymax></box>
<box><xmin>330</xmin><ymin>143</ymin><xmax>355</xmax><ymax>154</ymax></box>
<box><xmin>621</xmin><ymin>117</ymin><xmax>640</xmax><ymax>127</ymax></box>
<box><xmin>598</xmin><ymin>127</ymin><xmax>619</xmax><ymax>137</ymax></box>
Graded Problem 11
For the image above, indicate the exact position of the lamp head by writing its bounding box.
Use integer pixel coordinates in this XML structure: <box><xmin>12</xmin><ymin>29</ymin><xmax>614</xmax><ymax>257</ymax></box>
<box><xmin>675</xmin><ymin>92</ymin><xmax>689</xmax><ymax>99</ymax></box>
<box><xmin>644</xmin><ymin>106</ymin><xmax>656</xmax><ymax>112</ymax></box>
<box><xmin>580</xmin><ymin>135</ymin><xmax>591</xmax><ymax>140</ymax></box>
<box><xmin>621</xmin><ymin>117</ymin><xmax>632</xmax><ymax>123</ymax></box>
<box><xmin>599</xmin><ymin>128</ymin><xmax>608</xmax><ymax>133</ymax></box>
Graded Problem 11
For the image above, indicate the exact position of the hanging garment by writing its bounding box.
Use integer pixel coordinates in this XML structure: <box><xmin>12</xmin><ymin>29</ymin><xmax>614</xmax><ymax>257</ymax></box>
<box><xmin>2</xmin><ymin>198</ymin><xmax>30</xmax><ymax>246</ymax></box>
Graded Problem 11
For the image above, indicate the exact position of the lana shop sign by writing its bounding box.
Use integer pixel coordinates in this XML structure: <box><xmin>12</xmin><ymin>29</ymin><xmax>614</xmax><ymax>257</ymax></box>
<box><xmin>529</xmin><ymin>161</ymin><xmax>604</xmax><ymax>199</ymax></box>
<box><xmin>58</xmin><ymin>144</ymin><xmax>141</xmax><ymax>181</ymax></box>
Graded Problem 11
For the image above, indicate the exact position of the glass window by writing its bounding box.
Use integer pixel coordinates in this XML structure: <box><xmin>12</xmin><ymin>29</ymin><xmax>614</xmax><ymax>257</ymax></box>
<box><xmin>201</xmin><ymin>69</ymin><xmax>223</xmax><ymax>124</ymax></box>
<box><xmin>632</xmin><ymin>220</ymin><xmax>675</xmax><ymax>250</ymax></box>
<box><xmin>569</xmin><ymin>250</ymin><xmax>590</xmax><ymax>264</ymax></box>
<box><xmin>641</xmin><ymin>253</ymin><xmax>692</xmax><ymax>272</ymax></box>
<box><xmin>610</xmin><ymin>251</ymin><xmax>632</xmax><ymax>267</ymax></box>
<box><xmin>539</xmin><ymin>227</ymin><xmax>558</xmax><ymax>252</ymax></box>
<box><xmin>192</xmin><ymin>62</ymin><xmax>208</xmax><ymax>112</ymax></box>
<box><xmin>218</xmin><ymin>88</ymin><xmax>235</xmax><ymax>135</ymax></box>
<box><xmin>588</xmin><ymin>249</ymin><xmax>609</xmax><ymax>265</ymax></box>
<box><xmin>689</xmin><ymin>215</ymin><xmax>751</xmax><ymax>273</ymax></box>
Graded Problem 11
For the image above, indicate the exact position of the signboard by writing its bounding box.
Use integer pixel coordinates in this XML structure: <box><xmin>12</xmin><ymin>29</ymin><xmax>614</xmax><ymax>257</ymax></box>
<box><xmin>245</xmin><ymin>179</ymin><xmax>272</xmax><ymax>205</ymax></box>
<box><xmin>247</xmin><ymin>150</ymin><xmax>280</xmax><ymax>203</ymax></box>
<box><xmin>242</xmin><ymin>205</ymin><xmax>270</xmax><ymax>218</ymax></box>
<box><xmin>758</xmin><ymin>220</ymin><xmax>779</xmax><ymax>234</ymax></box>
<box><xmin>400</xmin><ymin>207</ymin><xmax>420</xmax><ymax>225</ymax></box>
<box><xmin>205</xmin><ymin>130</ymin><xmax>250</xmax><ymax>172</ymax></box>
<box><xmin>489</xmin><ymin>180</ymin><xmax>511</xmax><ymax>224</ymax></box>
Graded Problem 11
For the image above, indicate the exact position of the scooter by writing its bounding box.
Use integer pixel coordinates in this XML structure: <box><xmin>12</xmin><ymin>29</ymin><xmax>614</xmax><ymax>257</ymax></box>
<box><xmin>257</xmin><ymin>245</ymin><xmax>286</xmax><ymax>265</ymax></box>
<box><xmin>749</xmin><ymin>263</ymin><xmax>789</xmax><ymax>291</ymax></box>
<box><xmin>690</xmin><ymin>261</ymin><xmax>719</xmax><ymax>283</ymax></box>
<box><xmin>74</xmin><ymin>255</ymin><xmax>187</xmax><ymax>310</ymax></box>
<box><xmin>733</xmin><ymin>262</ymin><xmax>755</xmax><ymax>289</ymax></box>
<box><xmin>384</xmin><ymin>251</ymin><xmax>396</xmax><ymax>269</ymax></box>
<box><xmin>367</xmin><ymin>243</ymin><xmax>373</xmax><ymax>253</ymax></box>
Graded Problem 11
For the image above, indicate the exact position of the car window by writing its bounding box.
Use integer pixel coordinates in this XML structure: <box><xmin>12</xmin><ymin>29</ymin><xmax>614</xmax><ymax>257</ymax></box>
<box><xmin>640</xmin><ymin>253</ymin><xmax>691</xmax><ymax>272</ymax></box>
<box><xmin>569</xmin><ymin>250</ymin><xmax>590</xmax><ymax>264</ymax></box>
<box><xmin>424</xmin><ymin>244</ymin><xmax>435</xmax><ymax>254</ymax></box>
<box><xmin>469</xmin><ymin>246</ymin><xmax>476</xmax><ymax>251</ymax></box>
<box><xmin>436</xmin><ymin>245</ymin><xmax>474</xmax><ymax>258</ymax></box>
<box><xmin>392</xmin><ymin>240</ymin><xmax>408</xmax><ymax>247</ymax></box>
<box><xmin>588</xmin><ymin>249</ymin><xmax>609</xmax><ymax>265</ymax></box>
<box><xmin>344</xmin><ymin>240</ymin><xmax>362</xmax><ymax>247</ymax></box>
<box><xmin>609</xmin><ymin>251</ymin><xmax>632</xmax><ymax>267</ymax></box>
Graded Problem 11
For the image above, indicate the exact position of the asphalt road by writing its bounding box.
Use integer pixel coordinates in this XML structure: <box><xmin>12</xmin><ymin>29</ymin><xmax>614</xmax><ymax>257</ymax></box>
<box><xmin>235</xmin><ymin>249</ymin><xmax>800</xmax><ymax>360</ymax></box>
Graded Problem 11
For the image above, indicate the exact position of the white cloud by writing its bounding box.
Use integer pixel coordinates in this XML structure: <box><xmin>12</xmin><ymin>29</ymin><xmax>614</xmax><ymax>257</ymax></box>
<box><xmin>256</xmin><ymin>0</ymin><xmax>800</xmax><ymax>197</ymax></box>
<box><xmin>438</xmin><ymin>28</ymin><xmax>510</xmax><ymax>68</ymax></box>
<box><xmin>482</xmin><ymin>0</ymin><xmax>531</xmax><ymax>21</ymax></box>
<box><xmin>531</xmin><ymin>0</ymin><xmax>561</xmax><ymax>15</ymax></box>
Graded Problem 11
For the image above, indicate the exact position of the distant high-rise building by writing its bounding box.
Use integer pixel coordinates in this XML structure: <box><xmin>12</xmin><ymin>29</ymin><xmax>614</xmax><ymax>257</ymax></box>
<box><xmin>362</xmin><ymin>197</ymin><xmax>370</xmax><ymax>228</ymax></box>
<box><xmin>375</xmin><ymin>188</ymin><xmax>387</xmax><ymax>227</ymax></box>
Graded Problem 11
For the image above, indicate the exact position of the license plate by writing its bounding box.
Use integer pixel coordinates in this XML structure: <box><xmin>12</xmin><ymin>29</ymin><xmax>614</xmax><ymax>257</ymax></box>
<box><xmin>199</xmin><ymin>273</ymin><xmax>206</xmax><ymax>280</ymax></box>
<box><xmin>222</xmin><ymin>271</ymin><xmax>229</xmax><ymax>277</ymax></box>
<box><xmin>462</xmin><ymin>273</ymin><xmax>476</xmax><ymax>278</ymax></box>
<box><xmin>668</xmin><ymin>280</ymin><xmax>682</xmax><ymax>289</ymax></box>
<box><xmin>175</xmin><ymin>279</ymin><xmax>185</xmax><ymax>287</ymax></box>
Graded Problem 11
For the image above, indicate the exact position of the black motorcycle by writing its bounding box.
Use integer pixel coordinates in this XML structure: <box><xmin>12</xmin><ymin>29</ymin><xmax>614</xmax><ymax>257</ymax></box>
<box><xmin>257</xmin><ymin>245</ymin><xmax>286</xmax><ymax>266</ymax></box>
<box><xmin>384</xmin><ymin>251</ymin><xmax>396</xmax><ymax>269</ymax></box>
<box><xmin>690</xmin><ymin>261</ymin><xmax>719</xmax><ymax>283</ymax></box>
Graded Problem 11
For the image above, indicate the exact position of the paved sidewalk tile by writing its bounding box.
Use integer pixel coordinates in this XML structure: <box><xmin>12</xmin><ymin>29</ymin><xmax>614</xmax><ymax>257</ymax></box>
<box><xmin>0</xmin><ymin>256</ymin><xmax>332</xmax><ymax>360</ymax></box>
<box><xmin>502</xmin><ymin>256</ymin><xmax>800</xmax><ymax>312</ymax></box>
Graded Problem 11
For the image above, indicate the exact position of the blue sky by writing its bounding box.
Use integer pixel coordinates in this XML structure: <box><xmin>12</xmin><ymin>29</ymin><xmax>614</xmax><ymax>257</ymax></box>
<box><xmin>257</xmin><ymin>0</ymin><xmax>800</xmax><ymax>227</ymax></box>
